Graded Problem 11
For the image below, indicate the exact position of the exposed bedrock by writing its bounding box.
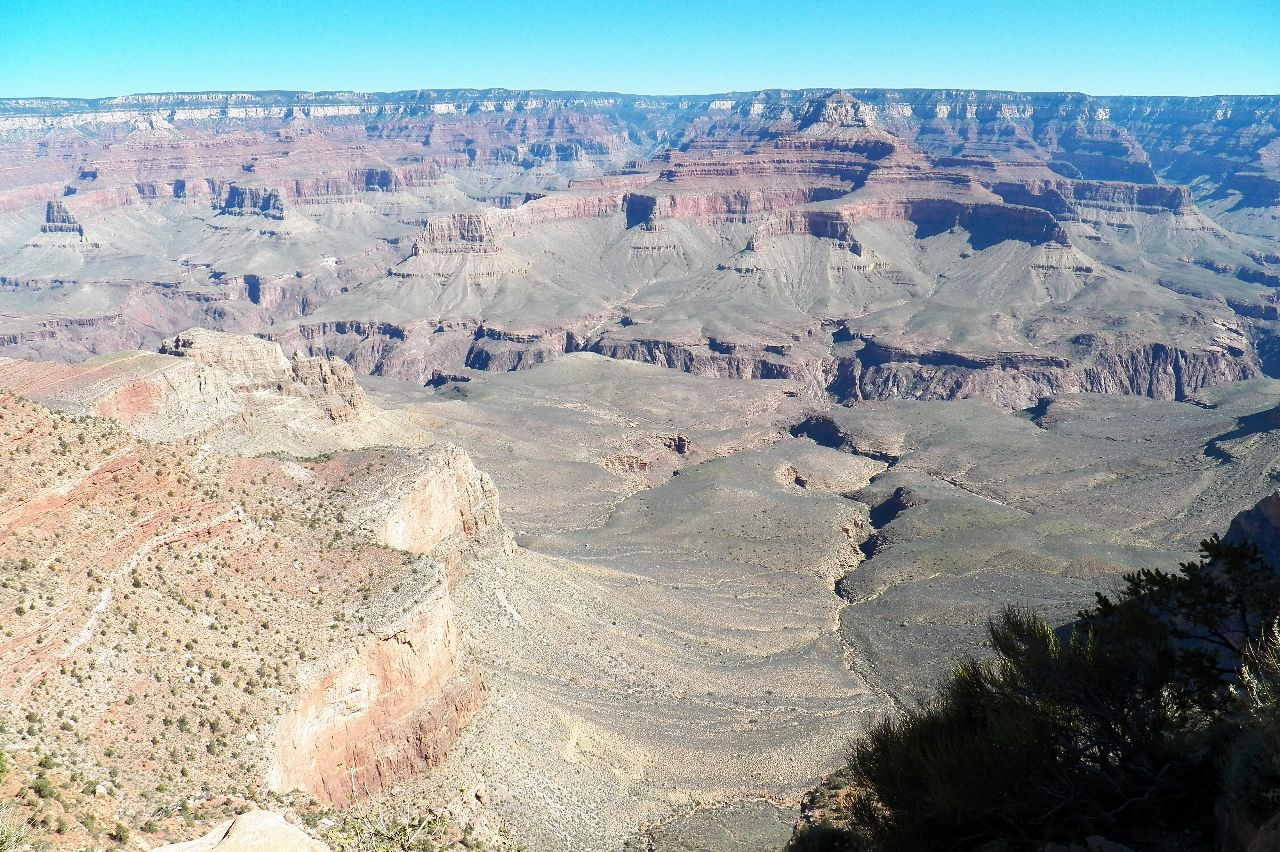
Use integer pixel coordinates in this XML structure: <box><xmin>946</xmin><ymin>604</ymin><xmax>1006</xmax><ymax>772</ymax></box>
<box><xmin>1050</xmin><ymin>149</ymin><xmax>1158</xmax><ymax>184</ymax></box>
<box><xmin>464</xmin><ymin>325</ymin><xmax>586</xmax><ymax>372</ymax></box>
<box><xmin>521</xmin><ymin>331</ymin><xmax>1256</xmax><ymax>408</ymax></box>
<box><xmin>271</xmin><ymin>447</ymin><xmax>510</xmax><ymax>805</ymax></box>
<box><xmin>348</xmin><ymin>444</ymin><xmax>513</xmax><ymax>563</ymax></box>
<box><xmin>269</xmin><ymin>579</ymin><xmax>484</xmax><ymax>807</ymax></box>
<box><xmin>412</xmin><ymin>211</ymin><xmax>511</xmax><ymax>254</ymax></box>
<box><xmin>159</xmin><ymin>327</ymin><xmax>367</xmax><ymax>421</ymax></box>
<box><xmin>286</xmin><ymin>165</ymin><xmax>443</xmax><ymax>202</ymax></box>
<box><xmin>520</xmin><ymin>188</ymin><xmax>625</xmax><ymax>222</ymax></box>
<box><xmin>863</xmin><ymin>198</ymin><xmax>1069</xmax><ymax>246</ymax></box>
<box><xmin>989</xmin><ymin>179</ymin><xmax>1195</xmax><ymax>218</ymax></box>
<box><xmin>622</xmin><ymin>187</ymin><xmax>845</xmax><ymax>226</ymax></box>
<box><xmin>625</xmin><ymin>191</ymin><xmax>1070</xmax><ymax>249</ymax></box>
<box><xmin>279</xmin><ymin>312</ymin><xmax>1262</xmax><ymax>407</ymax></box>
<box><xmin>40</xmin><ymin>199</ymin><xmax>84</xmax><ymax>236</ymax></box>
<box><xmin>749</xmin><ymin>209</ymin><xmax>864</xmax><ymax>250</ymax></box>
<box><xmin>826</xmin><ymin>340</ymin><xmax>1258</xmax><ymax>407</ymax></box>
<box><xmin>557</xmin><ymin>329</ymin><xmax>1256</xmax><ymax>407</ymax></box>
<box><xmin>585</xmin><ymin>335</ymin><xmax>830</xmax><ymax>388</ymax></box>
<box><xmin>211</xmin><ymin>182</ymin><xmax>285</xmax><ymax>219</ymax></box>
<box><xmin>408</xmin><ymin>192</ymin><xmax>625</xmax><ymax>253</ymax></box>
<box><xmin>284</xmin><ymin>320</ymin><xmax>416</xmax><ymax>376</ymax></box>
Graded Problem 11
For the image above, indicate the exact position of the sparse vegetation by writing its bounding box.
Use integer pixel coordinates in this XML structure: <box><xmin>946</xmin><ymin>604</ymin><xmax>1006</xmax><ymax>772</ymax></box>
<box><xmin>323</xmin><ymin>808</ymin><xmax>518</xmax><ymax>852</ymax></box>
<box><xmin>790</xmin><ymin>536</ymin><xmax>1280</xmax><ymax>851</ymax></box>
<box><xmin>108</xmin><ymin>821</ymin><xmax>130</xmax><ymax>844</ymax></box>
<box><xmin>0</xmin><ymin>805</ymin><xmax>30</xmax><ymax>852</ymax></box>
<box><xmin>28</xmin><ymin>774</ymin><xmax>56</xmax><ymax>800</ymax></box>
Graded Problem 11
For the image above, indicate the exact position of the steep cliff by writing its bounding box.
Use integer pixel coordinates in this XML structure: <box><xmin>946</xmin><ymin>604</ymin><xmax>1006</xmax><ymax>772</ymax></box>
<box><xmin>1</xmin><ymin>87</ymin><xmax>1278</xmax><ymax>406</ymax></box>
<box><xmin>0</xmin><ymin>333</ymin><xmax>514</xmax><ymax>823</ymax></box>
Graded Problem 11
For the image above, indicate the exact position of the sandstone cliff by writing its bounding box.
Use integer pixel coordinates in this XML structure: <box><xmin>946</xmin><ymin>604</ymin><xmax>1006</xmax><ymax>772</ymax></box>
<box><xmin>0</xmin><ymin>334</ymin><xmax>514</xmax><ymax>835</ymax></box>
<box><xmin>1</xmin><ymin>87</ymin><xmax>1279</xmax><ymax>408</ymax></box>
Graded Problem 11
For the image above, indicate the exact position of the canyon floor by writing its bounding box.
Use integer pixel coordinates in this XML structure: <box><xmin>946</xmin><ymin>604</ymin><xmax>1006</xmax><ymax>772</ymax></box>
<box><xmin>370</xmin><ymin>356</ymin><xmax>1280</xmax><ymax>850</ymax></box>
<box><xmin>5</xmin><ymin>333</ymin><xmax>1280</xmax><ymax>851</ymax></box>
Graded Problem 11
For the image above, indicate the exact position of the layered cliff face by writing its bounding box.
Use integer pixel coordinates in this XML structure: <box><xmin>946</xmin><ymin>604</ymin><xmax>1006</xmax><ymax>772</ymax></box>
<box><xmin>0</xmin><ymin>87</ymin><xmax>1278</xmax><ymax>407</ymax></box>
<box><xmin>0</xmin><ymin>328</ymin><xmax>390</xmax><ymax>453</ymax></box>
<box><xmin>0</xmin><ymin>332</ymin><xmax>513</xmax><ymax>837</ymax></box>
<box><xmin>268</xmin><ymin>448</ymin><xmax>509</xmax><ymax>806</ymax></box>
<box><xmin>269</xmin><ymin>573</ymin><xmax>482</xmax><ymax>806</ymax></box>
<box><xmin>274</xmin><ymin>447</ymin><xmax>511</xmax><ymax>809</ymax></box>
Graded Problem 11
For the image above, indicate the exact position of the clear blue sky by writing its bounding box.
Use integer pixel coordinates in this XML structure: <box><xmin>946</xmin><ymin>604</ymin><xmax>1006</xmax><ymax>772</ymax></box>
<box><xmin>3</xmin><ymin>0</ymin><xmax>1278</xmax><ymax>98</ymax></box>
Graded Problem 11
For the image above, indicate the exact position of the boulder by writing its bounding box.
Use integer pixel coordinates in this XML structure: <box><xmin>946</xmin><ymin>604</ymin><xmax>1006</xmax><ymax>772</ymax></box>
<box><xmin>153</xmin><ymin>810</ymin><xmax>330</xmax><ymax>851</ymax></box>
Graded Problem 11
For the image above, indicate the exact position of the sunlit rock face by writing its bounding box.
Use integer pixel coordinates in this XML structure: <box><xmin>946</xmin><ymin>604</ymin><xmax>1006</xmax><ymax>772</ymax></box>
<box><xmin>0</xmin><ymin>330</ymin><xmax>512</xmax><ymax>818</ymax></box>
<box><xmin>1</xmin><ymin>88</ymin><xmax>1277</xmax><ymax>408</ymax></box>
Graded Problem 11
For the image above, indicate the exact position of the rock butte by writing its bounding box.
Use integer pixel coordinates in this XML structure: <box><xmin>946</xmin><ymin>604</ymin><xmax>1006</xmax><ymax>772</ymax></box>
<box><xmin>0</xmin><ymin>88</ymin><xmax>1276</xmax><ymax>409</ymax></box>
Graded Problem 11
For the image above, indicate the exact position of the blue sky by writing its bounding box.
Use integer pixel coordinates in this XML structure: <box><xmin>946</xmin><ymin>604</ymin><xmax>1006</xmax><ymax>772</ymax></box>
<box><xmin>2</xmin><ymin>0</ymin><xmax>1278</xmax><ymax>98</ymax></box>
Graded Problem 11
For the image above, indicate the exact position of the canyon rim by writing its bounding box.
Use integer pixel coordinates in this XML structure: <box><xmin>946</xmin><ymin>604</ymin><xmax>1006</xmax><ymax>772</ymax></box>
<box><xmin>2</xmin><ymin>6</ymin><xmax>1280</xmax><ymax>849</ymax></box>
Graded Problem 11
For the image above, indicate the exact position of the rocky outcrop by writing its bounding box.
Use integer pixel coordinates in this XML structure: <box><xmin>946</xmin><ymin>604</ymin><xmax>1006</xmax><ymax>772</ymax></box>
<box><xmin>464</xmin><ymin>324</ymin><xmax>585</xmax><ymax>372</ymax></box>
<box><xmin>407</xmin><ymin>191</ymin><xmax>626</xmax><ymax>255</ymax></box>
<box><xmin>159</xmin><ymin>327</ymin><xmax>366</xmax><ymax>421</ymax></box>
<box><xmin>519</xmin><ymin>187</ymin><xmax>625</xmax><ymax>222</ymax></box>
<box><xmin>840</xmin><ymin>197</ymin><xmax>1069</xmax><ymax>246</ymax></box>
<box><xmin>828</xmin><ymin>340</ymin><xmax>1258</xmax><ymax>408</ymax></box>
<box><xmin>411</xmin><ymin>211</ymin><xmax>512</xmax><ymax>254</ymax></box>
<box><xmin>623</xmin><ymin>188</ymin><xmax>843</xmax><ymax>226</ymax></box>
<box><xmin>40</xmin><ymin>200</ymin><xmax>83</xmax><ymax>236</ymax></box>
<box><xmin>269</xmin><ymin>571</ymin><xmax>484</xmax><ymax>806</ymax></box>
<box><xmin>990</xmin><ymin>179</ymin><xmax>1196</xmax><ymax>218</ymax></box>
<box><xmin>271</xmin><ymin>446</ymin><xmax>508</xmax><ymax>805</ymax></box>
<box><xmin>285</xmin><ymin>166</ymin><xmax>441</xmax><ymax>203</ymax></box>
<box><xmin>347</xmin><ymin>444</ymin><xmax>511</xmax><ymax>561</ymax></box>
<box><xmin>586</xmin><ymin>335</ymin><xmax>830</xmax><ymax>389</ymax></box>
<box><xmin>211</xmin><ymin>183</ymin><xmax>285</xmax><ymax>219</ymax></box>
<box><xmin>750</xmin><ymin>209</ymin><xmax>864</xmax><ymax>251</ymax></box>
<box><xmin>155</xmin><ymin>811</ymin><xmax>331</xmax><ymax>852</ymax></box>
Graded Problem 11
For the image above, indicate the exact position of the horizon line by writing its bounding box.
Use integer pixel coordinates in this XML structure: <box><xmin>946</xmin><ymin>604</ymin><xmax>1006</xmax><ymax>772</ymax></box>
<box><xmin>4</xmin><ymin>85</ymin><xmax>1280</xmax><ymax>104</ymax></box>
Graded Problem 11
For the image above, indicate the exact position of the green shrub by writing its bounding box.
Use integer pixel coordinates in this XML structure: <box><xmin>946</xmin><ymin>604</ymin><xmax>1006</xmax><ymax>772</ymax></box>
<box><xmin>1092</xmin><ymin>534</ymin><xmax>1280</xmax><ymax>692</ymax></box>
<box><xmin>1224</xmin><ymin>618</ymin><xmax>1280</xmax><ymax>822</ymax></box>
<box><xmin>0</xmin><ymin>805</ymin><xmax>29</xmax><ymax>852</ymax></box>
<box><xmin>29</xmin><ymin>774</ymin><xmax>56</xmax><ymax>800</ymax></box>
<box><xmin>833</xmin><ymin>606</ymin><xmax>1214</xmax><ymax>850</ymax></box>
<box><xmin>791</xmin><ymin>536</ymin><xmax>1280</xmax><ymax>852</ymax></box>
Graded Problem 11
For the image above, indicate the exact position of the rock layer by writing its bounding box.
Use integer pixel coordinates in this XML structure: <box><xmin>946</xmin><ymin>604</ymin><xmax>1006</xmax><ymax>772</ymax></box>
<box><xmin>269</xmin><ymin>574</ymin><xmax>483</xmax><ymax>806</ymax></box>
<box><xmin>1</xmin><ymin>87</ymin><xmax>1279</xmax><ymax>406</ymax></box>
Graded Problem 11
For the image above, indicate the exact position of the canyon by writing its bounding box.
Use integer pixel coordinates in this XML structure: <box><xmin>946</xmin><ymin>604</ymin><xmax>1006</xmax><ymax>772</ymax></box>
<box><xmin>0</xmin><ymin>86</ymin><xmax>1278</xmax><ymax>850</ymax></box>
<box><xmin>0</xmin><ymin>333</ymin><xmax>514</xmax><ymax>847</ymax></box>
<box><xmin>0</xmin><ymin>88</ymin><xmax>1277</xmax><ymax>409</ymax></box>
